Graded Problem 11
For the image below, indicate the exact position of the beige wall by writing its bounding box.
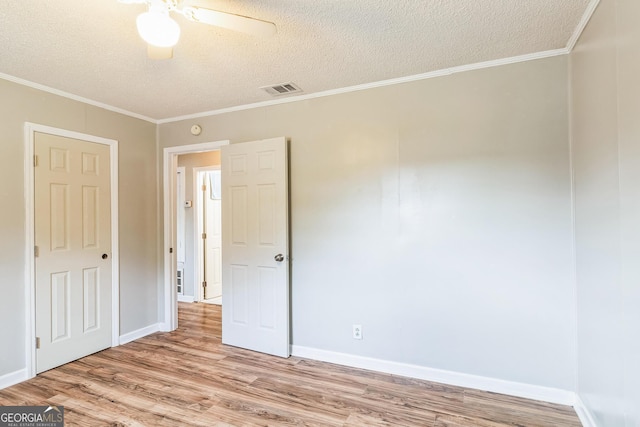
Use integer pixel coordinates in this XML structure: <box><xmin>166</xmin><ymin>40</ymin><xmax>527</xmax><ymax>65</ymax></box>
<box><xmin>178</xmin><ymin>151</ymin><xmax>221</xmax><ymax>202</ymax></box>
<box><xmin>177</xmin><ymin>151</ymin><xmax>221</xmax><ymax>297</ymax></box>
<box><xmin>0</xmin><ymin>79</ymin><xmax>158</xmax><ymax>377</ymax></box>
<box><xmin>570</xmin><ymin>0</ymin><xmax>640</xmax><ymax>424</ymax></box>
<box><xmin>159</xmin><ymin>56</ymin><xmax>576</xmax><ymax>390</ymax></box>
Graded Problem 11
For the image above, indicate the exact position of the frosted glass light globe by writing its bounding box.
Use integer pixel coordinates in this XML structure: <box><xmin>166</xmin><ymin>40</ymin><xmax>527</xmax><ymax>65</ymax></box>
<box><xmin>136</xmin><ymin>11</ymin><xmax>180</xmax><ymax>47</ymax></box>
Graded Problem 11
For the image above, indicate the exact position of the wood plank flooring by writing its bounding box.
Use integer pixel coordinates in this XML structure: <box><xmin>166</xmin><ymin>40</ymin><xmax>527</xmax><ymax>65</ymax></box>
<box><xmin>0</xmin><ymin>303</ymin><xmax>582</xmax><ymax>426</ymax></box>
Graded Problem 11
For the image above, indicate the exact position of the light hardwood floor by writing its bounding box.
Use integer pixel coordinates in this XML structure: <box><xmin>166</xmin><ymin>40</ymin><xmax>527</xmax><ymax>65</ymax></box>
<box><xmin>0</xmin><ymin>303</ymin><xmax>582</xmax><ymax>426</ymax></box>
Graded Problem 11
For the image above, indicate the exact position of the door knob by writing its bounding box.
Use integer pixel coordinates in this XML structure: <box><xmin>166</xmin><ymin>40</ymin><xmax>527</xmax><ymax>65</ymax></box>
<box><xmin>274</xmin><ymin>254</ymin><xmax>284</xmax><ymax>262</ymax></box>
<box><xmin>102</xmin><ymin>253</ymin><xmax>108</xmax><ymax>260</ymax></box>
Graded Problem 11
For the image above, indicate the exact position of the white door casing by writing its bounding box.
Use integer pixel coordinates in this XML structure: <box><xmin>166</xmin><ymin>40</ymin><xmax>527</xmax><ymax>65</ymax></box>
<box><xmin>221</xmin><ymin>137</ymin><xmax>290</xmax><ymax>358</ymax></box>
<box><xmin>34</xmin><ymin>132</ymin><xmax>113</xmax><ymax>373</ymax></box>
<box><xmin>176</xmin><ymin>167</ymin><xmax>186</xmax><ymax>296</ymax></box>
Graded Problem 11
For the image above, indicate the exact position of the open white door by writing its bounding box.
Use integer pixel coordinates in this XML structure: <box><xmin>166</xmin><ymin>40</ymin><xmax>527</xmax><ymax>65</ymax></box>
<box><xmin>34</xmin><ymin>132</ymin><xmax>113</xmax><ymax>373</ymax></box>
<box><xmin>221</xmin><ymin>137</ymin><xmax>289</xmax><ymax>357</ymax></box>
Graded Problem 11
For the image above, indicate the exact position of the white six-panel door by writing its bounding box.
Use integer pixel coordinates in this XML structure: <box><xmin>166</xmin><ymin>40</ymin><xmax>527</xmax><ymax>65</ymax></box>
<box><xmin>221</xmin><ymin>137</ymin><xmax>289</xmax><ymax>357</ymax></box>
<box><xmin>34</xmin><ymin>132</ymin><xmax>112</xmax><ymax>373</ymax></box>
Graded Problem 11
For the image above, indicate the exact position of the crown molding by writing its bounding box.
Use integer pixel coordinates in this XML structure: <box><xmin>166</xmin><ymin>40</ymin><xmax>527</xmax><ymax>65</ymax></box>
<box><xmin>566</xmin><ymin>0</ymin><xmax>601</xmax><ymax>52</ymax></box>
<box><xmin>3</xmin><ymin>4</ymin><xmax>598</xmax><ymax>127</ymax></box>
<box><xmin>0</xmin><ymin>72</ymin><xmax>157</xmax><ymax>124</ymax></box>
<box><xmin>158</xmin><ymin>48</ymin><xmax>569</xmax><ymax>124</ymax></box>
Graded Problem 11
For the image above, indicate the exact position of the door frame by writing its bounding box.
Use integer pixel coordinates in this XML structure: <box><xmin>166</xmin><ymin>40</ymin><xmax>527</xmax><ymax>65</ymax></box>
<box><xmin>162</xmin><ymin>141</ymin><xmax>229</xmax><ymax>331</ymax></box>
<box><xmin>194</xmin><ymin>165</ymin><xmax>221</xmax><ymax>303</ymax></box>
<box><xmin>23</xmin><ymin>122</ymin><xmax>120</xmax><ymax>379</ymax></box>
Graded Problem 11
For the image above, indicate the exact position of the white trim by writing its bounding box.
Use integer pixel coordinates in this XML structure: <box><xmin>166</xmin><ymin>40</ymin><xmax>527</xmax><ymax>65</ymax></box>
<box><xmin>1</xmin><ymin>73</ymin><xmax>156</xmax><ymax>124</ymax></box>
<box><xmin>24</xmin><ymin>123</ymin><xmax>120</xmax><ymax>378</ymax></box>
<box><xmin>290</xmin><ymin>345</ymin><xmax>576</xmax><ymax>406</ymax></box>
<box><xmin>574</xmin><ymin>395</ymin><xmax>599</xmax><ymax>427</ymax></box>
<box><xmin>23</xmin><ymin>124</ymin><xmax>36</xmax><ymax>380</ymax></box>
<box><xmin>157</xmin><ymin>48</ymin><xmax>568</xmax><ymax>124</ymax></box>
<box><xmin>566</xmin><ymin>0</ymin><xmax>601</xmax><ymax>52</ymax></box>
<box><xmin>0</xmin><ymin>369</ymin><xmax>29</xmax><ymax>390</ymax></box>
<box><xmin>119</xmin><ymin>323</ymin><xmax>162</xmax><ymax>345</ymax></box>
<box><xmin>110</xmin><ymin>140</ymin><xmax>120</xmax><ymax>349</ymax></box>
<box><xmin>178</xmin><ymin>295</ymin><xmax>195</xmax><ymax>303</ymax></box>
<box><xmin>162</xmin><ymin>141</ymin><xmax>229</xmax><ymax>332</ymax></box>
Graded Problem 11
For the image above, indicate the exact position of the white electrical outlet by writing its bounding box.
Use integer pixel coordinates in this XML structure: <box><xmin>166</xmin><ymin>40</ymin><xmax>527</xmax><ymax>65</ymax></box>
<box><xmin>353</xmin><ymin>324</ymin><xmax>362</xmax><ymax>340</ymax></box>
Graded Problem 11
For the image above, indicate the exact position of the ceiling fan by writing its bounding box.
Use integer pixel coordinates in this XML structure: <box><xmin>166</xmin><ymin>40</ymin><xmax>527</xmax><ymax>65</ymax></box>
<box><xmin>119</xmin><ymin>0</ymin><xmax>277</xmax><ymax>59</ymax></box>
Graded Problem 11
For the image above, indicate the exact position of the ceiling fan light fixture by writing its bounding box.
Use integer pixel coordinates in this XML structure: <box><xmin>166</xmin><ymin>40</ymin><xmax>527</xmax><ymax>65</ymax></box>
<box><xmin>136</xmin><ymin>10</ymin><xmax>181</xmax><ymax>47</ymax></box>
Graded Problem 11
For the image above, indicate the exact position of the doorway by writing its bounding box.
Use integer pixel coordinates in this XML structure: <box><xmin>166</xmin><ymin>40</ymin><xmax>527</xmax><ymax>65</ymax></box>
<box><xmin>195</xmin><ymin>167</ymin><xmax>222</xmax><ymax>305</ymax></box>
<box><xmin>174</xmin><ymin>155</ymin><xmax>222</xmax><ymax>305</ymax></box>
<box><xmin>163</xmin><ymin>137</ymin><xmax>291</xmax><ymax>358</ymax></box>
<box><xmin>162</xmin><ymin>141</ymin><xmax>229</xmax><ymax>332</ymax></box>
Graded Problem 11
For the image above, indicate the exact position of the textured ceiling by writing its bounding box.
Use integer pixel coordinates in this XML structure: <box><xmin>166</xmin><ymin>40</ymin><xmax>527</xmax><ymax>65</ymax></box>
<box><xmin>0</xmin><ymin>0</ymin><xmax>591</xmax><ymax>121</ymax></box>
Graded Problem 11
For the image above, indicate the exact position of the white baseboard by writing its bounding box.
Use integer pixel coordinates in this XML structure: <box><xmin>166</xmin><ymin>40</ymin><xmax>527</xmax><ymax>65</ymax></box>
<box><xmin>290</xmin><ymin>345</ymin><xmax>575</xmax><ymax>406</ymax></box>
<box><xmin>574</xmin><ymin>394</ymin><xmax>598</xmax><ymax>427</ymax></box>
<box><xmin>177</xmin><ymin>295</ymin><xmax>194</xmax><ymax>303</ymax></box>
<box><xmin>0</xmin><ymin>368</ymin><xmax>28</xmax><ymax>390</ymax></box>
<box><xmin>3</xmin><ymin>323</ymin><xmax>162</xmax><ymax>390</ymax></box>
<box><xmin>119</xmin><ymin>323</ymin><xmax>162</xmax><ymax>345</ymax></box>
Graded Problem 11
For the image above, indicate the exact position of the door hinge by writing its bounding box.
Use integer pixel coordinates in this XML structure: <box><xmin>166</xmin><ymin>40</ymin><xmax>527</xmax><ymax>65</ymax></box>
<box><xmin>169</xmin><ymin>247</ymin><xmax>173</xmax><ymax>254</ymax></box>
<box><xmin>202</xmin><ymin>233</ymin><xmax>207</xmax><ymax>239</ymax></box>
<box><xmin>202</xmin><ymin>184</ymin><xmax>207</xmax><ymax>191</ymax></box>
<box><xmin>36</xmin><ymin>337</ymin><xmax>40</xmax><ymax>349</ymax></box>
<box><xmin>202</xmin><ymin>281</ymin><xmax>207</xmax><ymax>288</ymax></box>
<box><xmin>34</xmin><ymin>246</ymin><xmax>39</xmax><ymax>258</ymax></box>
<box><xmin>33</xmin><ymin>155</ymin><xmax>39</xmax><ymax>167</ymax></box>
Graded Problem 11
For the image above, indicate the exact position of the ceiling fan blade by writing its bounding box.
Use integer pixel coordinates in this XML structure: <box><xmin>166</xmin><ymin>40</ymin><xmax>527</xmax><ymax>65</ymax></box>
<box><xmin>182</xmin><ymin>7</ymin><xmax>276</xmax><ymax>37</ymax></box>
<box><xmin>147</xmin><ymin>44</ymin><xmax>174</xmax><ymax>59</ymax></box>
